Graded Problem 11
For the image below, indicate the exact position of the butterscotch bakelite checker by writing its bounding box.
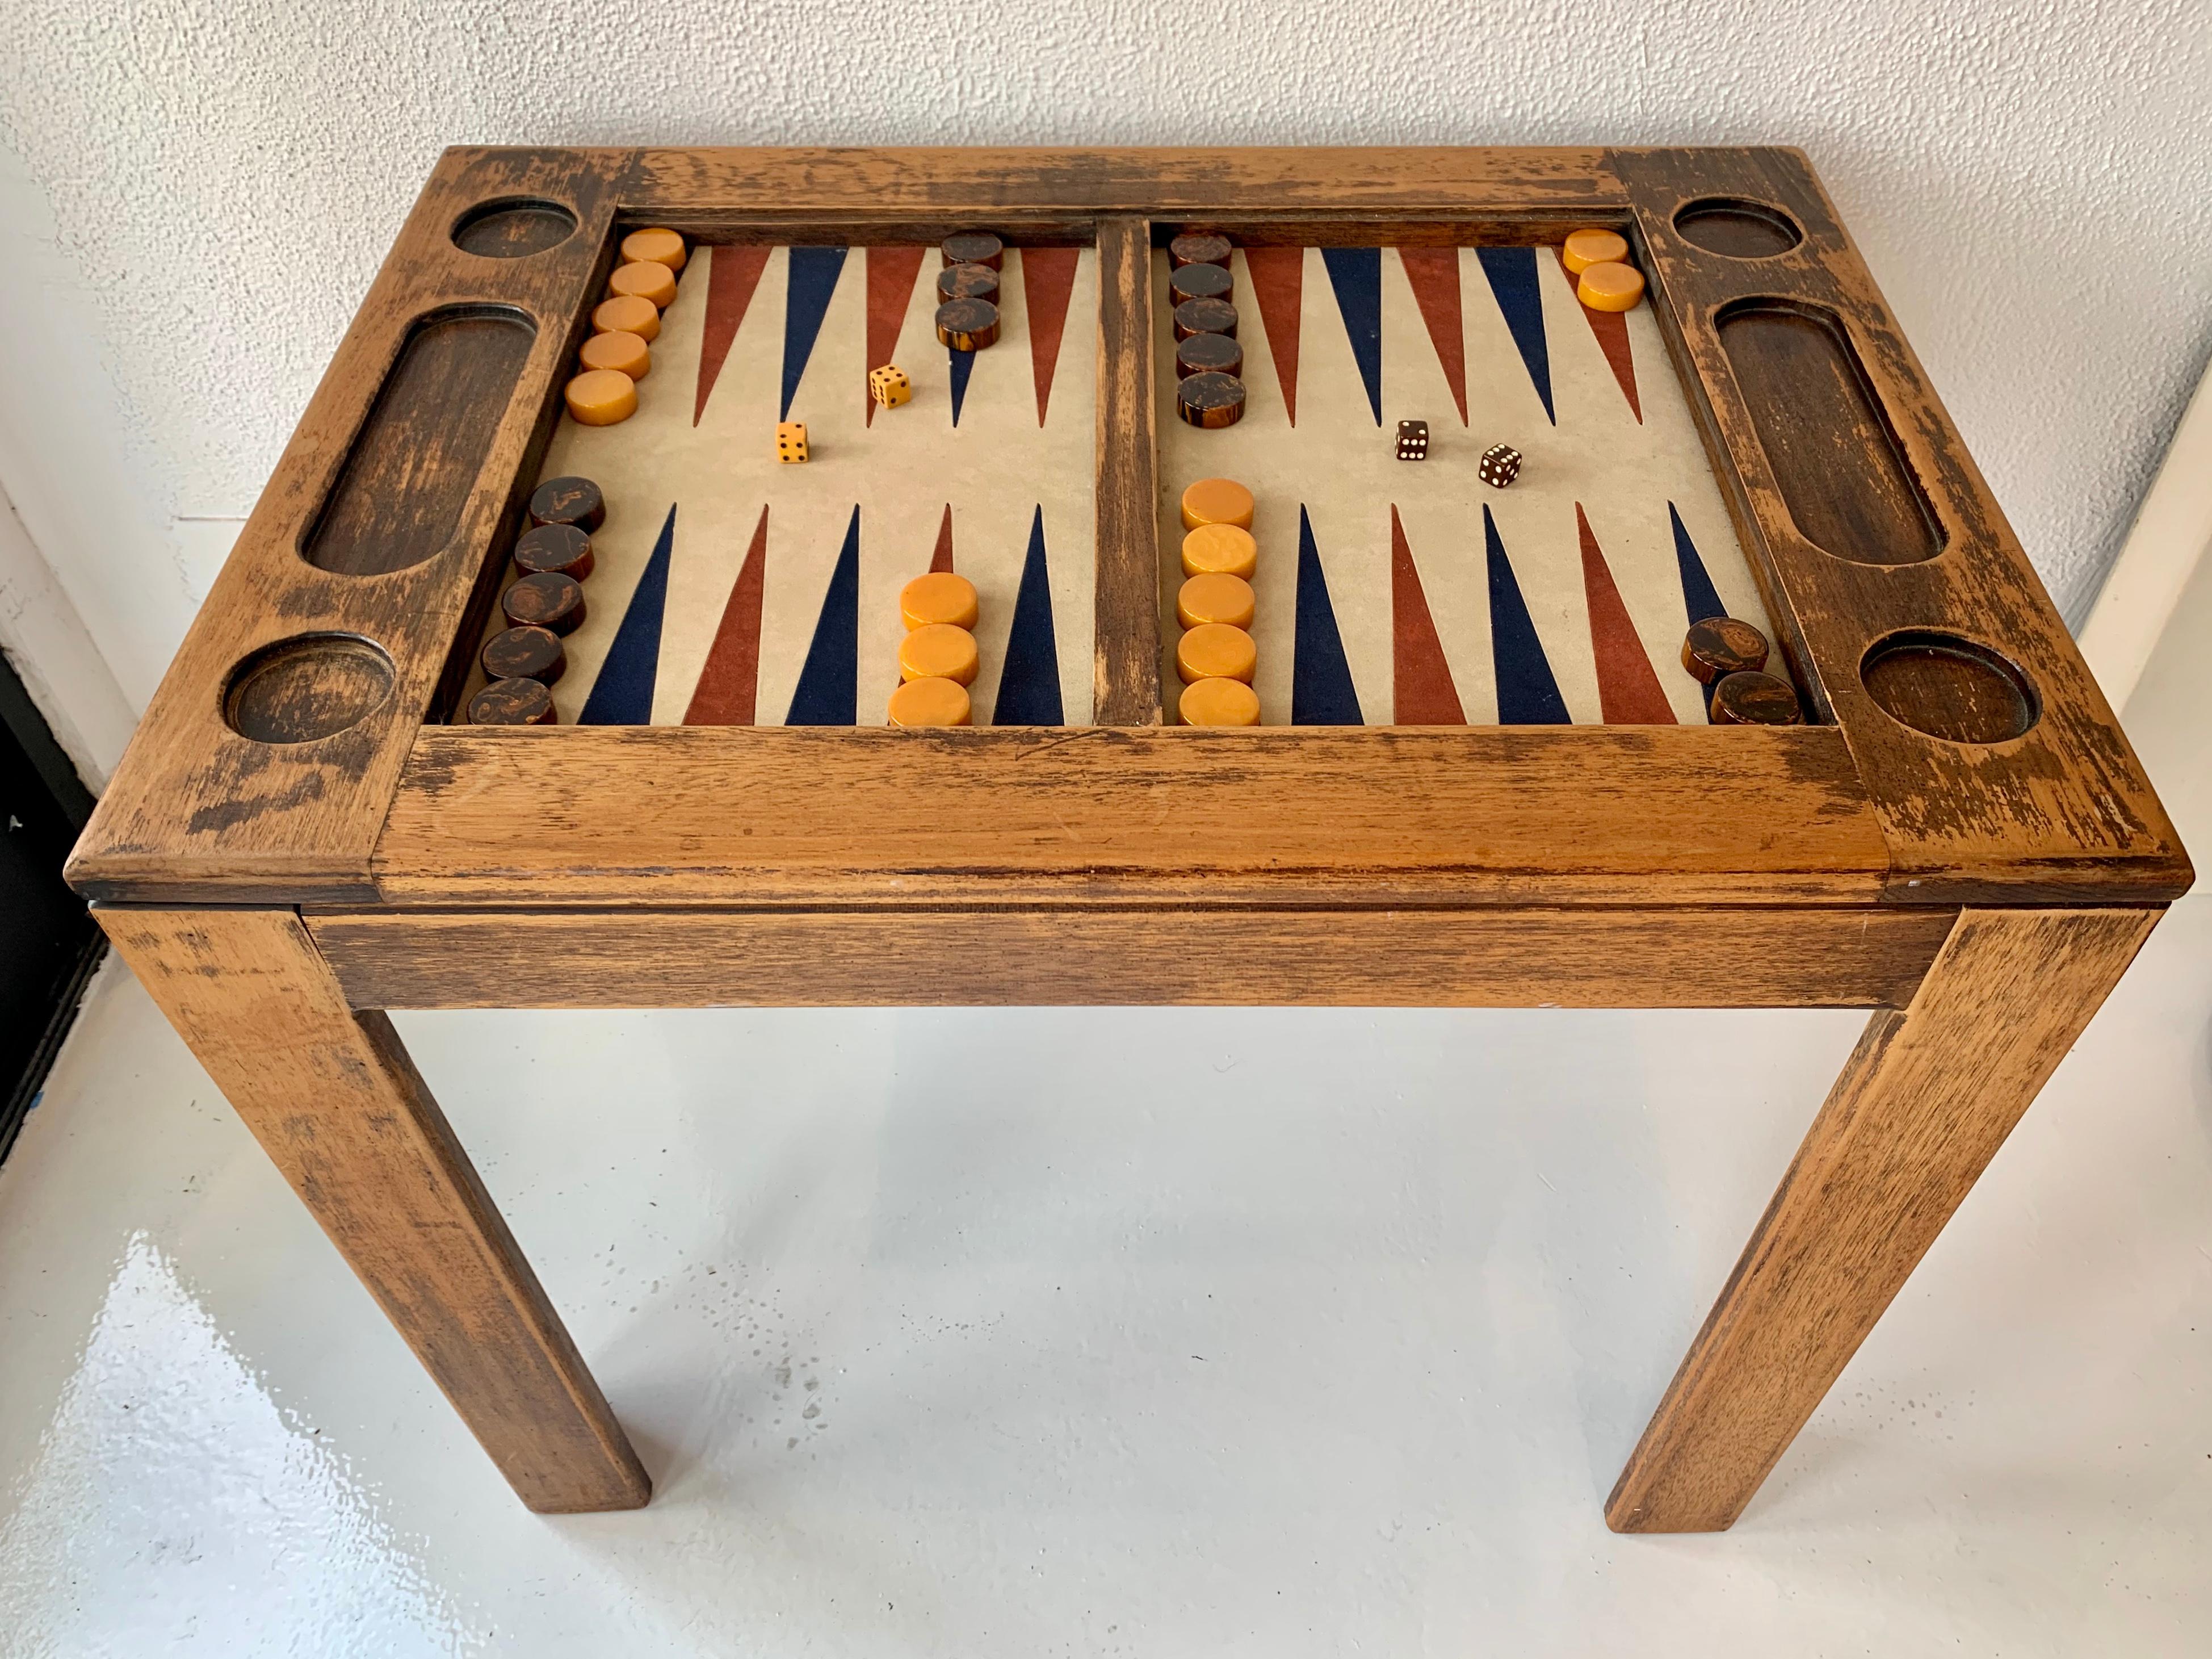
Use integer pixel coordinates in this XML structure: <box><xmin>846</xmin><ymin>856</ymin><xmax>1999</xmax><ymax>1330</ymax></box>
<box><xmin>576</xmin><ymin>329</ymin><xmax>650</xmax><ymax>380</ymax></box>
<box><xmin>1179</xmin><ymin>476</ymin><xmax>1254</xmax><ymax>531</ymax></box>
<box><xmin>1176</xmin><ymin>572</ymin><xmax>1256</xmax><ymax>630</ymax></box>
<box><xmin>606</xmin><ymin>258</ymin><xmax>677</xmax><ymax>308</ymax></box>
<box><xmin>1174</xmin><ymin>622</ymin><xmax>1257</xmax><ymax>685</ymax></box>
<box><xmin>64</xmin><ymin>146</ymin><xmax>2187</xmax><ymax>1535</ymax></box>
<box><xmin>899</xmin><ymin>572</ymin><xmax>979</xmax><ymax>631</ymax></box>
<box><xmin>619</xmin><ymin>225</ymin><xmax>687</xmax><ymax>271</ymax></box>
<box><xmin>562</xmin><ymin>367</ymin><xmax>635</xmax><ymax>426</ymax></box>
<box><xmin>897</xmin><ymin>623</ymin><xmax>980</xmax><ymax>686</ymax></box>
<box><xmin>590</xmin><ymin>293</ymin><xmax>660</xmax><ymax>341</ymax></box>
<box><xmin>1576</xmin><ymin>259</ymin><xmax>1646</xmax><ymax>312</ymax></box>
<box><xmin>1562</xmin><ymin>226</ymin><xmax>1629</xmax><ymax>273</ymax></box>
<box><xmin>886</xmin><ymin>675</ymin><xmax>972</xmax><ymax>727</ymax></box>
<box><xmin>1178</xmin><ymin>676</ymin><xmax>1261</xmax><ymax>726</ymax></box>
<box><xmin>1181</xmin><ymin>523</ymin><xmax>1257</xmax><ymax>579</ymax></box>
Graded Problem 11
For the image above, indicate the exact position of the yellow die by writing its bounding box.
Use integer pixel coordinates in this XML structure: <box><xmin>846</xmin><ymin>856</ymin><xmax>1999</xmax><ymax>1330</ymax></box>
<box><xmin>868</xmin><ymin>363</ymin><xmax>912</xmax><ymax>409</ymax></box>
<box><xmin>776</xmin><ymin>421</ymin><xmax>808</xmax><ymax>463</ymax></box>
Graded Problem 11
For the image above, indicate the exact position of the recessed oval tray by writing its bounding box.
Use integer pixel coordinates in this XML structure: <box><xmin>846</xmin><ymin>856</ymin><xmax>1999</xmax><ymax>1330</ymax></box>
<box><xmin>1861</xmin><ymin>630</ymin><xmax>2039</xmax><ymax>744</ymax></box>
<box><xmin>224</xmin><ymin>634</ymin><xmax>396</xmax><ymax>744</ymax></box>
<box><xmin>452</xmin><ymin>198</ymin><xmax>577</xmax><ymax>258</ymax></box>
<box><xmin>1674</xmin><ymin>197</ymin><xmax>1803</xmax><ymax>258</ymax></box>
<box><xmin>302</xmin><ymin>306</ymin><xmax>536</xmax><ymax>576</ymax></box>
<box><xmin>1716</xmin><ymin>299</ymin><xmax>1943</xmax><ymax>565</ymax></box>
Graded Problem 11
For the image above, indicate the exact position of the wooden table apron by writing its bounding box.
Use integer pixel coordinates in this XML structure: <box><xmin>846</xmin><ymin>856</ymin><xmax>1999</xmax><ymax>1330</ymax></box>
<box><xmin>69</xmin><ymin>147</ymin><xmax>2189</xmax><ymax>1529</ymax></box>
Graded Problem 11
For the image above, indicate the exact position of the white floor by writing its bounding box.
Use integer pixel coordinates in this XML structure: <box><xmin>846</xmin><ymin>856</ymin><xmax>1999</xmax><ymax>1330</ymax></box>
<box><xmin>4</xmin><ymin>605</ymin><xmax>2210</xmax><ymax>1655</ymax></box>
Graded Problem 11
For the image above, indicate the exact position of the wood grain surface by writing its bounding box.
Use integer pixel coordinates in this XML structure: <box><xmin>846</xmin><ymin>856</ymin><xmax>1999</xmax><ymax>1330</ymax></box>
<box><xmin>68</xmin><ymin>147</ymin><xmax>635</xmax><ymax>904</ymax></box>
<box><xmin>307</xmin><ymin>904</ymin><xmax>1957</xmax><ymax>1012</ymax></box>
<box><xmin>303</xmin><ymin>307</ymin><xmax>540</xmax><ymax>576</ymax></box>
<box><xmin>626</xmin><ymin>147</ymin><xmax>1623</xmax><ymax>238</ymax></box>
<box><xmin>60</xmin><ymin>147</ymin><xmax>2192</xmax><ymax>1531</ymax></box>
<box><xmin>1093</xmin><ymin>217</ymin><xmax>1163</xmax><ymax>724</ymax></box>
<box><xmin>65</xmin><ymin>145</ymin><xmax>2187</xmax><ymax>914</ymax></box>
<box><xmin>1711</xmin><ymin>301</ymin><xmax>1941</xmax><ymax>567</ymax></box>
<box><xmin>98</xmin><ymin>906</ymin><xmax>650</xmax><ymax>1514</ymax></box>
<box><xmin>1610</xmin><ymin>147</ymin><xmax>2190</xmax><ymax>903</ymax></box>
<box><xmin>1605</xmin><ymin>904</ymin><xmax>2160</xmax><ymax>1533</ymax></box>
<box><xmin>373</xmin><ymin>724</ymin><xmax>1891</xmax><ymax>907</ymax></box>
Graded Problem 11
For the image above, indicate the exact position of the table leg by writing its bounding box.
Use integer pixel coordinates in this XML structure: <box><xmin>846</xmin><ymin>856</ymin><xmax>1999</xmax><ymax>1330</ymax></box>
<box><xmin>99</xmin><ymin>906</ymin><xmax>650</xmax><ymax>1513</ymax></box>
<box><xmin>1605</xmin><ymin>906</ymin><xmax>2159</xmax><ymax>1533</ymax></box>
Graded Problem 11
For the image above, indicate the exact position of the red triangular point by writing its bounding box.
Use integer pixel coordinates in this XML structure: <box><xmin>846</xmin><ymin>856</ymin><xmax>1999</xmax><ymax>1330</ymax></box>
<box><xmin>1578</xmin><ymin>504</ymin><xmax>1673</xmax><ymax>723</ymax></box>
<box><xmin>1243</xmin><ymin>246</ymin><xmax>1304</xmax><ymax>428</ymax></box>
<box><xmin>695</xmin><ymin>246</ymin><xmax>770</xmax><ymax>428</ymax></box>
<box><xmin>1554</xmin><ymin>249</ymin><xmax>1641</xmax><ymax>423</ymax></box>
<box><xmin>929</xmin><ymin>504</ymin><xmax>954</xmax><ymax>573</ymax></box>
<box><xmin>1391</xmin><ymin>506</ymin><xmax>1466</xmax><ymax>724</ymax></box>
<box><xmin>683</xmin><ymin>506</ymin><xmax>768</xmax><ymax>725</ymax></box>
<box><xmin>1022</xmin><ymin>248</ymin><xmax>1081</xmax><ymax>426</ymax></box>
<box><xmin>1398</xmin><ymin>249</ymin><xmax>1468</xmax><ymax>425</ymax></box>
<box><xmin>865</xmin><ymin>247</ymin><xmax>925</xmax><ymax>426</ymax></box>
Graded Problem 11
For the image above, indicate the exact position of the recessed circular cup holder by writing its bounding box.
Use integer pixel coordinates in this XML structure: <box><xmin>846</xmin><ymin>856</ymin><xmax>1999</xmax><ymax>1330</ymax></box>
<box><xmin>452</xmin><ymin>198</ymin><xmax>577</xmax><ymax>258</ymax></box>
<box><xmin>1674</xmin><ymin>197</ymin><xmax>1803</xmax><ymax>259</ymax></box>
<box><xmin>224</xmin><ymin>634</ymin><xmax>397</xmax><ymax>744</ymax></box>
<box><xmin>1860</xmin><ymin>630</ymin><xmax>2038</xmax><ymax>744</ymax></box>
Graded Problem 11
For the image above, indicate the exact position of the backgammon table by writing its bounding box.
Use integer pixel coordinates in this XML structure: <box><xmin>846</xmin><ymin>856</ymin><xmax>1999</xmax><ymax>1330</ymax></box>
<box><xmin>68</xmin><ymin>146</ymin><xmax>2190</xmax><ymax>1531</ymax></box>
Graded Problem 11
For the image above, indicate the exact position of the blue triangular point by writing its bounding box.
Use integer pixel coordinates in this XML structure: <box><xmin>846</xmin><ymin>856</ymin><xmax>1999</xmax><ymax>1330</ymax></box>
<box><xmin>1320</xmin><ymin>248</ymin><xmax>1383</xmax><ymax>425</ymax></box>
<box><xmin>948</xmin><ymin>347</ymin><xmax>977</xmax><ymax>426</ymax></box>
<box><xmin>1476</xmin><ymin>247</ymin><xmax>1555</xmax><ymax>425</ymax></box>
<box><xmin>578</xmin><ymin>502</ymin><xmax>674</xmax><ymax>726</ymax></box>
<box><xmin>1485</xmin><ymin>505</ymin><xmax>1570</xmax><ymax>724</ymax></box>
<box><xmin>780</xmin><ymin>247</ymin><xmax>847</xmax><ymax>420</ymax></box>
<box><xmin>1670</xmin><ymin>502</ymin><xmax>1728</xmax><ymax>627</ymax></box>
<box><xmin>1292</xmin><ymin>506</ymin><xmax>1363</xmax><ymax>724</ymax></box>
<box><xmin>991</xmin><ymin>507</ymin><xmax>1063</xmax><ymax>724</ymax></box>
<box><xmin>1670</xmin><ymin>503</ymin><xmax>1733</xmax><ymax>725</ymax></box>
<box><xmin>784</xmin><ymin>506</ymin><xmax>860</xmax><ymax>725</ymax></box>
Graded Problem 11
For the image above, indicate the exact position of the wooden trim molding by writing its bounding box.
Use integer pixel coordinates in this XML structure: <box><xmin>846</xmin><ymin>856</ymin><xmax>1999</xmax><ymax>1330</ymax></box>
<box><xmin>366</xmin><ymin>724</ymin><xmax>1893</xmax><ymax>910</ymax></box>
<box><xmin>305</xmin><ymin>904</ymin><xmax>1959</xmax><ymax>1013</ymax></box>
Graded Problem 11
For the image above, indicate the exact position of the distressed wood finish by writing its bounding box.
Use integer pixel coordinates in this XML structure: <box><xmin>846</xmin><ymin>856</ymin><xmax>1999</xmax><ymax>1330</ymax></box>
<box><xmin>308</xmin><ymin>905</ymin><xmax>1957</xmax><ymax>1012</ymax></box>
<box><xmin>373</xmin><ymin>725</ymin><xmax>1891</xmax><ymax>908</ymax></box>
<box><xmin>1094</xmin><ymin>217</ymin><xmax>1162</xmax><ymax>724</ymax></box>
<box><xmin>1611</xmin><ymin>148</ymin><xmax>2188</xmax><ymax>903</ymax></box>
<box><xmin>61</xmin><ymin>148</ymin><xmax>2192</xmax><ymax>1530</ymax></box>
<box><xmin>628</xmin><ymin>146</ymin><xmax>1623</xmax><ymax>237</ymax></box>
<box><xmin>64</xmin><ymin>143</ymin><xmax>2189</xmax><ymax>913</ymax></box>
<box><xmin>98</xmin><ymin>906</ymin><xmax>650</xmax><ymax>1513</ymax></box>
<box><xmin>1606</xmin><ymin>906</ymin><xmax>2159</xmax><ymax>1533</ymax></box>
<box><xmin>67</xmin><ymin>148</ymin><xmax>635</xmax><ymax>905</ymax></box>
<box><xmin>303</xmin><ymin>308</ymin><xmax>541</xmax><ymax>576</ymax></box>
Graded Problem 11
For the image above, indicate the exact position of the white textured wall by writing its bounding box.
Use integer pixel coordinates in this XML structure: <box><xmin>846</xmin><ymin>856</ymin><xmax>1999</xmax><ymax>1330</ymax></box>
<box><xmin>2</xmin><ymin>0</ymin><xmax>2207</xmax><ymax>741</ymax></box>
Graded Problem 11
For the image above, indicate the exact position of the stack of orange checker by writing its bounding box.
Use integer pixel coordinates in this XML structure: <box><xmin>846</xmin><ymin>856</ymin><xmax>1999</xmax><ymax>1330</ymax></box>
<box><xmin>564</xmin><ymin>227</ymin><xmax>688</xmax><ymax>428</ymax></box>
<box><xmin>1174</xmin><ymin>479</ymin><xmax>1262</xmax><ymax>726</ymax></box>
<box><xmin>888</xmin><ymin>572</ymin><xmax>983</xmax><ymax>727</ymax></box>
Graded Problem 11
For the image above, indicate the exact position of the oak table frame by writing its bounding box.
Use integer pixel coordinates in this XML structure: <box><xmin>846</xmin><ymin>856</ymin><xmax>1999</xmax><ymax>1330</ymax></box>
<box><xmin>69</xmin><ymin>147</ymin><xmax>2189</xmax><ymax>1530</ymax></box>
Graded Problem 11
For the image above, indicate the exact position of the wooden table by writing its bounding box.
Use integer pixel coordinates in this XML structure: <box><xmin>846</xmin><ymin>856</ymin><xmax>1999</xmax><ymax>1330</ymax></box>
<box><xmin>68</xmin><ymin>147</ymin><xmax>2189</xmax><ymax>1530</ymax></box>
